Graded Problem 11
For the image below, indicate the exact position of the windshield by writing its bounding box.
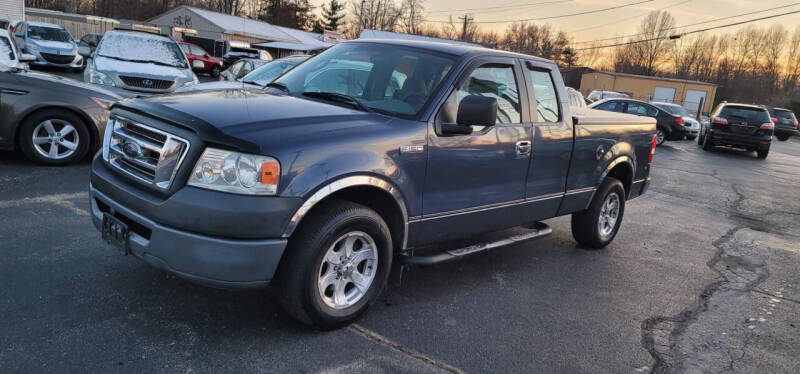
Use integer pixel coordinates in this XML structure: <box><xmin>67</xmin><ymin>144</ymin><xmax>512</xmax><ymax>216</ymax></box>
<box><xmin>0</xmin><ymin>36</ymin><xmax>15</xmax><ymax>64</ymax></box>
<box><xmin>28</xmin><ymin>26</ymin><xmax>73</xmax><ymax>43</ymax></box>
<box><xmin>655</xmin><ymin>103</ymin><xmax>687</xmax><ymax>117</ymax></box>
<box><xmin>243</xmin><ymin>59</ymin><xmax>302</xmax><ymax>84</ymax></box>
<box><xmin>275</xmin><ymin>43</ymin><xmax>456</xmax><ymax>119</ymax></box>
<box><xmin>96</xmin><ymin>32</ymin><xmax>188</xmax><ymax>69</ymax></box>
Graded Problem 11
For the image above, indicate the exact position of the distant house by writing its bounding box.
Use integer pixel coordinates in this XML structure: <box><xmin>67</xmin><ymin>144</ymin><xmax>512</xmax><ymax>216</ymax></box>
<box><xmin>147</xmin><ymin>6</ymin><xmax>296</xmax><ymax>45</ymax></box>
<box><xmin>580</xmin><ymin>70</ymin><xmax>718</xmax><ymax>115</ymax></box>
<box><xmin>25</xmin><ymin>8</ymin><xmax>119</xmax><ymax>39</ymax></box>
<box><xmin>358</xmin><ymin>29</ymin><xmax>479</xmax><ymax>47</ymax></box>
<box><xmin>0</xmin><ymin>0</ymin><xmax>24</xmax><ymax>22</ymax></box>
<box><xmin>254</xmin><ymin>26</ymin><xmax>334</xmax><ymax>58</ymax></box>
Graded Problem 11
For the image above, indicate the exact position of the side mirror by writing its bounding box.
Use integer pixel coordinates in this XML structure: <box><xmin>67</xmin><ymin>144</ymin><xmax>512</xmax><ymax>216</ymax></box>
<box><xmin>192</xmin><ymin>60</ymin><xmax>204</xmax><ymax>69</ymax></box>
<box><xmin>457</xmin><ymin>95</ymin><xmax>497</xmax><ymax>127</ymax></box>
<box><xmin>19</xmin><ymin>53</ymin><xmax>36</xmax><ymax>62</ymax></box>
<box><xmin>77</xmin><ymin>46</ymin><xmax>91</xmax><ymax>57</ymax></box>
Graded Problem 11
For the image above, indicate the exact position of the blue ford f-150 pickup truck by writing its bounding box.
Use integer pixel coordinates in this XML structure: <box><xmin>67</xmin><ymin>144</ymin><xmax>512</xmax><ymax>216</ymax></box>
<box><xmin>90</xmin><ymin>40</ymin><xmax>657</xmax><ymax>328</ymax></box>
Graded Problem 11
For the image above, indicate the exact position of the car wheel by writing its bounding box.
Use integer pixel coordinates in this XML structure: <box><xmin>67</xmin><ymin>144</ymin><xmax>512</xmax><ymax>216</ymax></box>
<box><xmin>19</xmin><ymin>109</ymin><xmax>91</xmax><ymax>165</ymax></box>
<box><xmin>211</xmin><ymin>65</ymin><xmax>221</xmax><ymax>78</ymax></box>
<box><xmin>687</xmin><ymin>135</ymin><xmax>696</xmax><ymax>140</ymax></box>
<box><xmin>697</xmin><ymin>131</ymin><xmax>705</xmax><ymax>146</ymax></box>
<box><xmin>702</xmin><ymin>132</ymin><xmax>714</xmax><ymax>151</ymax></box>
<box><xmin>275</xmin><ymin>200</ymin><xmax>392</xmax><ymax>329</ymax></box>
<box><xmin>757</xmin><ymin>148</ymin><xmax>769</xmax><ymax>159</ymax></box>
<box><xmin>656</xmin><ymin>128</ymin><xmax>666</xmax><ymax>145</ymax></box>
<box><xmin>571</xmin><ymin>177</ymin><xmax>625</xmax><ymax>249</ymax></box>
<box><xmin>776</xmin><ymin>135</ymin><xmax>788</xmax><ymax>141</ymax></box>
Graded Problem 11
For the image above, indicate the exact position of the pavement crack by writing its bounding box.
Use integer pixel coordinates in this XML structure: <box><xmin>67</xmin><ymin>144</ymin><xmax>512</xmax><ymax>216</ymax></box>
<box><xmin>348</xmin><ymin>324</ymin><xmax>463</xmax><ymax>374</ymax></box>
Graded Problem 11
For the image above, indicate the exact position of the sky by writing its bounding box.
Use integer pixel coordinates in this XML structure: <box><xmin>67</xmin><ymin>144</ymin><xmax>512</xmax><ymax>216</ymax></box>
<box><xmin>309</xmin><ymin>0</ymin><xmax>800</xmax><ymax>42</ymax></box>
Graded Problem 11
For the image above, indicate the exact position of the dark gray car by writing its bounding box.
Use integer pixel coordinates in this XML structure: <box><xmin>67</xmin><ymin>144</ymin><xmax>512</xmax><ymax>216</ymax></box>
<box><xmin>0</xmin><ymin>62</ymin><xmax>120</xmax><ymax>165</ymax></box>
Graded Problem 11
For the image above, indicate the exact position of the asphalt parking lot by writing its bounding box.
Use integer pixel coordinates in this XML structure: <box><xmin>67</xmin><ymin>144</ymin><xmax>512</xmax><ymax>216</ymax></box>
<box><xmin>2</xmin><ymin>135</ymin><xmax>800</xmax><ymax>373</ymax></box>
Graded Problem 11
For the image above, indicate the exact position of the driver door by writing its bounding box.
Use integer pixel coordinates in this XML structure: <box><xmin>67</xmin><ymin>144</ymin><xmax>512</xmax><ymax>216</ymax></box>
<box><xmin>416</xmin><ymin>57</ymin><xmax>532</xmax><ymax>245</ymax></box>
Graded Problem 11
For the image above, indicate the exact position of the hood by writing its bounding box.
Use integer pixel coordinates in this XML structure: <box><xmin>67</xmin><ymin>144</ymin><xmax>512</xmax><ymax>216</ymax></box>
<box><xmin>93</xmin><ymin>56</ymin><xmax>192</xmax><ymax>80</ymax></box>
<box><xmin>30</xmin><ymin>39</ymin><xmax>76</xmax><ymax>53</ymax></box>
<box><xmin>18</xmin><ymin>69</ymin><xmax>121</xmax><ymax>99</ymax></box>
<box><xmin>174</xmin><ymin>80</ymin><xmax>259</xmax><ymax>93</ymax></box>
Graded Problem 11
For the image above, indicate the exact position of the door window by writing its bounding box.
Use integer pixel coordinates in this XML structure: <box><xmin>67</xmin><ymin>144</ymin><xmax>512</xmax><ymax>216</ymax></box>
<box><xmin>180</xmin><ymin>44</ymin><xmax>190</xmax><ymax>54</ymax></box>
<box><xmin>456</xmin><ymin>64</ymin><xmax>521</xmax><ymax>124</ymax></box>
<box><xmin>595</xmin><ymin>100</ymin><xmax>621</xmax><ymax>112</ymax></box>
<box><xmin>190</xmin><ymin>45</ymin><xmax>205</xmax><ymax>56</ymax></box>
<box><xmin>229</xmin><ymin>61</ymin><xmax>243</xmax><ymax>75</ymax></box>
<box><xmin>626</xmin><ymin>102</ymin><xmax>658</xmax><ymax>117</ymax></box>
<box><xmin>528</xmin><ymin>69</ymin><xmax>561</xmax><ymax>122</ymax></box>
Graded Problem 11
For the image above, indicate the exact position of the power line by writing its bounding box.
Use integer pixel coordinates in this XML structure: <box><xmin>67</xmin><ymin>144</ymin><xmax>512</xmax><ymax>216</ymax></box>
<box><xmin>574</xmin><ymin>9</ymin><xmax>800</xmax><ymax>51</ymax></box>
<box><xmin>424</xmin><ymin>0</ymin><xmax>655</xmax><ymax>24</ymax></box>
<box><xmin>426</xmin><ymin>0</ymin><xmax>573</xmax><ymax>14</ymax></box>
<box><xmin>573</xmin><ymin>2</ymin><xmax>800</xmax><ymax>44</ymax></box>
<box><xmin>569</xmin><ymin>0</ymin><xmax>692</xmax><ymax>34</ymax></box>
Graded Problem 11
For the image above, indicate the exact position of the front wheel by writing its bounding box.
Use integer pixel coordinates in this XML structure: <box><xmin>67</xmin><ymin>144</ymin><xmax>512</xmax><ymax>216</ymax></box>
<box><xmin>18</xmin><ymin>109</ymin><xmax>91</xmax><ymax>165</ymax></box>
<box><xmin>275</xmin><ymin>200</ymin><xmax>392</xmax><ymax>329</ymax></box>
<box><xmin>571</xmin><ymin>177</ymin><xmax>626</xmax><ymax>249</ymax></box>
<box><xmin>211</xmin><ymin>65</ymin><xmax>221</xmax><ymax>78</ymax></box>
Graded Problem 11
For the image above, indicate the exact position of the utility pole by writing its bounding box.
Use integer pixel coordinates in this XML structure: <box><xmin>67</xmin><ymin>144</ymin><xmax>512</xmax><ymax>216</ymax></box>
<box><xmin>458</xmin><ymin>14</ymin><xmax>473</xmax><ymax>42</ymax></box>
<box><xmin>359</xmin><ymin>0</ymin><xmax>366</xmax><ymax>34</ymax></box>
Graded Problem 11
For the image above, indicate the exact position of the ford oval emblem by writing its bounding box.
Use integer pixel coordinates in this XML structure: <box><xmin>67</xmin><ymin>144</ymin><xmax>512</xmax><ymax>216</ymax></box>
<box><xmin>122</xmin><ymin>141</ymin><xmax>143</xmax><ymax>159</ymax></box>
<box><xmin>142</xmin><ymin>79</ymin><xmax>153</xmax><ymax>86</ymax></box>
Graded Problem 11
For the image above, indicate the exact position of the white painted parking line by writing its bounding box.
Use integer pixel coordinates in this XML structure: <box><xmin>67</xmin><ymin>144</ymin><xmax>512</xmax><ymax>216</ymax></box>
<box><xmin>349</xmin><ymin>323</ymin><xmax>463</xmax><ymax>374</ymax></box>
<box><xmin>0</xmin><ymin>192</ymin><xmax>87</xmax><ymax>209</ymax></box>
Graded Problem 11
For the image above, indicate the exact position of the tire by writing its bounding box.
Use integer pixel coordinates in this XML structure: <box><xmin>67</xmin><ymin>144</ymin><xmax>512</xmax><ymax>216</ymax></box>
<box><xmin>211</xmin><ymin>65</ymin><xmax>221</xmax><ymax>78</ymax></box>
<box><xmin>656</xmin><ymin>128</ymin><xmax>666</xmax><ymax>145</ymax></box>
<box><xmin>18</xmin><ymin>109</ymin><xmax>91</xmax><ymax>165</ymax></box>
<box><xmin>571</xmin><ymin>177</ymin><xmax>626</xmax><ymax>249</ymax></box>
<box><xmin>702</xmin><ymin>132</ymin><xmax>714</xmax><ymax>151</ymax></box>
<box><xmin>757</xmin><ymin>148</ymin><xmax>769</xmax><ymax>159</ymax></box>
<box><xmin>777</xmin><ymin>135</ymin><xmax>788</xmax><ymax>141</ymax></box>
<box><xmin>275</xmin><ymin>200</ymin><xmax>393</xmax><ymax>329</ymax></box>
<box><xmin>687</xmin><ymin>135</ymin><xmax>696</xmax><ymax>140</ymax></box>
<box><xmin>697</xmin><ymin>130</ymin><xmax>705</xmax><ymax>146</ymax></box>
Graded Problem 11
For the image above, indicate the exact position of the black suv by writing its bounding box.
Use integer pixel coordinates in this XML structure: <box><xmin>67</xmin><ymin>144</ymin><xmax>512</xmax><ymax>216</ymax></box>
<box><xmin>698</xmin><ymin>103</ymin><xmax>773</xmax><ymax>159</ymax></box>
<box><xmin>766</xmin><ymin>106</ymin><xmax>798</xmax><ymax>141</ymax></box>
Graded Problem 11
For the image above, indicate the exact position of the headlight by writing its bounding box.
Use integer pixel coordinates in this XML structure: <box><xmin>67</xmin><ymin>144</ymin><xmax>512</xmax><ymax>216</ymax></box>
<box><xmin>26</xmin><ymin>43</ymin><xmax>40</xmax><ymax>51</ymax></box>
<box><xmin>102</xmin><ymin>117</ymin><xmax>121</xmax><ymax>162</ymax></box>
<box><xmin>187</xmin><ymin>148</ymin><xmax>279</xmax><ymax>195</ymax></box>
<box><xmin>88</xmin><ymin>69</ymin><xmax>115</xmax><ymax>87</ymax></box>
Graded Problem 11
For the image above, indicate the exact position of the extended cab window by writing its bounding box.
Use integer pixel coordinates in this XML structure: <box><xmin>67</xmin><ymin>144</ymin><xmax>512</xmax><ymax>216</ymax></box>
<box><xmin>275</xmin><ymin>43</ymin><xmax>456</xmax><ymax>119</ymax></box>
<box><xmin>456</xmin><ymin>64</ymin><xmax>521</xmax><ymax>123</ymax></box>
<box><xmin>529</xmin><ymin>69</ymin><xmax>560</xmax><ymax>122</ymax></box>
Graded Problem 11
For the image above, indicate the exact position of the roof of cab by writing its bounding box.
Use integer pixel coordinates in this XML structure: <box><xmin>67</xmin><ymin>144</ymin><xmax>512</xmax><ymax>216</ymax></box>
<box><xmin>347</xmin><ymin>38</ymin><xmax>555</xmax><ymax>65</ymax></box>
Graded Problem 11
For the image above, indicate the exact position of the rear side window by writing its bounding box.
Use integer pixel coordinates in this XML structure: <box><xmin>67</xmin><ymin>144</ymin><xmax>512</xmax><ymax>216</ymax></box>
<box><xmin>595</xmin><ymin>100</ymin><xmax>621</xmax><ymax>112</ymax></box>
<box><xmin>529</xmin><ymin>69</ymin><xmax>561</xmax><ymax>122</ymax></box>
<box><xmin>625</xmin><ymin>102</ymin><xmax>658</xmax><ymax>117</ymax></box>
<box><xmin>773</xmin><ymin>109</ymin><xmax>796</xmax><ymax>121</ymax></box>
<box><xmin>719</xmin><ymin>106</ymin><xmax>771</xmax><ymax>123</ymax></box>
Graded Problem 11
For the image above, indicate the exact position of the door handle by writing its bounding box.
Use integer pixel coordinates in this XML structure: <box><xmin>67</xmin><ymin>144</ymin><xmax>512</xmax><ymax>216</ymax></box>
<box><xmin>516</xmin><ymin>140</ymin><xmax>532</xmax><ymax>156</ymax></box>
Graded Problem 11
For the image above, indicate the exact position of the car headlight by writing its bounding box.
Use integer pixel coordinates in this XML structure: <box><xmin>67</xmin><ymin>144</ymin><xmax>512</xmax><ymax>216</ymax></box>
<box><xmin>88</xmin><ymin>69</ymin><xmax>115</xmax><ymax>87</ymax></box>
<box><xmin>26</xmin><ymin>43</ymin><xmax>40</xmax><ymax>51</ymax></box>
<box><xmin>188</xmin><ymin>148</ymin><xmax>279</xmax><ymax>195</ymax></box>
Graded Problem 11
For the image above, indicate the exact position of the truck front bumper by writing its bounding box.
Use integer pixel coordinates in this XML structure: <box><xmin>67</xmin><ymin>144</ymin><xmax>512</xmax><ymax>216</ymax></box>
<box><xmin>90</xmin><ymin>155</ymin><xmax>302</xmax><ymax>289</ymax></box>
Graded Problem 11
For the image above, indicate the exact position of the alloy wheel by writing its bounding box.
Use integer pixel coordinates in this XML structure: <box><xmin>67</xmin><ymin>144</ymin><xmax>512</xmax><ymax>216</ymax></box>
<box><xmin>31</xmin><ymin>119</ymin><xmax>80</xmax><ymax>160</ymax></box>
<box><xmin>317</xmin><ymin>231</ymin><xmax>379</xmax><ymax>309</ymax></box>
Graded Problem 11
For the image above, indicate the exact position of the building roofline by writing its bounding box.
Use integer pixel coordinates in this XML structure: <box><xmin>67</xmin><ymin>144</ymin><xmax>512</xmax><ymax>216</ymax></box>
<box><xmin>147</xmin><ymin>5</ymin><xmax>297</xmax><ymax>43</ymax></box>
<box><xmin>586</xmin><ymin>69</ymin><xmax>718</xmax><ymax>87</ymax></box>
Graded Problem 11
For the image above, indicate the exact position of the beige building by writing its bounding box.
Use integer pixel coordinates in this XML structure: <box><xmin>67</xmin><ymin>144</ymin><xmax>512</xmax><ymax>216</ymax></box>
<box><xmin>580</xmin><ymin>70</ymin><xmax>718</xmax><ymax>115</ymax></box>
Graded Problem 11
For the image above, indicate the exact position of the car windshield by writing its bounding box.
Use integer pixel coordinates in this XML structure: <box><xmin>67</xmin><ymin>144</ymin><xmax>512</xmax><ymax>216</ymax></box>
<box><xmin>28</xmin><ymin>25</ymin><xmax>73</xmax><ymax>42</ymax></box>
<box><xmin>0</xmin><ymin>36</ymin><xmax>15</xmax><ymax>64</ymax></box>
<box><xmin>243</xmin><ymin>59</ymin><xmax>302</xmax><ymax>85</ymax></box>
<box><xmin>655</xmin><ymin>104</ymin><xmax>687</xmax><ymax>117</ymax></box>
<box><xmin>275</xmin><ymin>43</ymin><xmax>456</xmax><ymax>119</ymax></box>
<box><xmin>96</xmin><ymin>32</ymin><xmax>188</xmax><ymax>69</ymax></box>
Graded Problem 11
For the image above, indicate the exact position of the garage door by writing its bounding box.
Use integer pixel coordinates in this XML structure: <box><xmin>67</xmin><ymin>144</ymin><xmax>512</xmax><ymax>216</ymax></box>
<box><xmin>653</xmin><ymin>86</ymin><xmax>676</xmax><ymax>103</ymax></box>
<box><xmin>684</xmin><ymin>90</ymin><xmax>707</xmax><ymax>116</ymax></box>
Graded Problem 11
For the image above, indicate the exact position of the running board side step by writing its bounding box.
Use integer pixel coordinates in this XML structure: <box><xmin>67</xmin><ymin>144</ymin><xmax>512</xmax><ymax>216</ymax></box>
<box><xmin>399</xmin><ymin>222</ymin><xmax>552</xmax><ymax>265</ymax></box>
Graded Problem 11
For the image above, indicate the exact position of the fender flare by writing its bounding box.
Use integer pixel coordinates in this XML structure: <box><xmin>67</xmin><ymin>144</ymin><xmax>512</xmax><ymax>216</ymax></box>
<box><xmin>281</xmin><ymin>175</ymin><xmax>410</xmax><ymax>249</ymax></box>
<box><xmin>599</xmin><ymin>155</ymin><xmax>635</xmax><ymax>195</ymax></box>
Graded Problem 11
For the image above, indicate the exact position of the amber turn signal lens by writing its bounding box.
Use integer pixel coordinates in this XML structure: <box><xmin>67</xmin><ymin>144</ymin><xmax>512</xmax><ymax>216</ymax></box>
<box><xmin>260</xmin><ymin>162</ymin><xmax>279</xmax><ymax>185</ymax></box>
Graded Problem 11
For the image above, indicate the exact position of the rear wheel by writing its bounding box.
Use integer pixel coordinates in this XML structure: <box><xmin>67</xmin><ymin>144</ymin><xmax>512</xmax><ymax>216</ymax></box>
<box><xmin>275</xmin><ymin>200</ymin><xmax>392</xmax><ymax>329</ymax></box>
<box><xmin>757</xmin><ymin>148</ymin><xmax>769</xmax><ymax>159</ymax></box>
<box><xmin>211</xmin><ymin>65</ymin><xmax>221</xmax><ymax>78</ymax></box>
<box><xmin>18</xmin><ymin>109</ymin><xmax>91</xmax><ymax>165</ymax></box>
<box><xmin>776</xmin><ymin>135</ymin><xmax>789</xmax><ymax>141</ymax></box>
<box><xmin>656</xmin><ymin>128</ymin><xmax>666</xmax><ymax>145</ymax></box>
<box><xmin>702</xmin><ymin>132</ymin><xmax>714</xmax><ymax>151</ymax></box>
<box><xmin>571</xmin><ymin>177</ymin><xmax>625</xmax><ymax>249</ymax></box>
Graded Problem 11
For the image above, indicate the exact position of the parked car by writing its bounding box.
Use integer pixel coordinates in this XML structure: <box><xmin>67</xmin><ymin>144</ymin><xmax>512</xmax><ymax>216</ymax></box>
<box><xmin>12</xmin><ymin>21</ymin><xmax>82</xmax><ymax>71</ymax></box>
<box><xmin>698</xmin><ymin>102</ymin><xmax>773</xmax><ymax>159</ymax></box>
<box><xmin>80</xmin><ymin>29</ymin><xmax>197</xmax><ymax>97</ymax></box>
<box><xmin>586</xmin><ymin>90</ymin><xmax>629</xmax><ymax>102</ymax></box>
<box><xmin>219</xmin><ymin>57</ymin><xmax>268</xmax><ymax>82</ymax></box>
<box><xmin>566</xmin><ymin>87</ymin><xmax>587</xmax><ymax>109</ymax></box>
<box><xmin>766</xmin><ymin>106</ymin><xmax>798</xmax><ymax>141</ymax></box>
<box><xmin>0</xmin><ymin>30</ymin><xmax>35</xmax><ymax>69</ymax></box>
<box><xmin>77</xmin><ymin>33</ymin><xmax>103</xmax><ymax>65</ymax></box>
<box><xmin>176</xmin><ymin>55</ymin><xmax>309</xmax><ymax>93</ymax></box>
<box><xmin>590</xmin><ymin>98</ymin><xmax>683</xmax><ymax>145</ymax></box>
<box><xmin>651</xmin><ymin>101</ymin><xmax>700</xmax><ymax>140</ymax></box>
<box><xmin>0</xmin><ymin>61</ymin><xmax>119</xmax><ymax>164</ymax></box>
<box><xmin>89</xmin><ymin>39</ymin><xmax>656</xmax><ymax>328</ymax></box>
<box><xmin>179</xmin><ymin>41</ymin><xmax>223</xmax><ymax>78</ymax></box>
<box><xmin>222</xmin><ymin>42</ymin><xmax>271</xmax><ymax>68</ymax></box>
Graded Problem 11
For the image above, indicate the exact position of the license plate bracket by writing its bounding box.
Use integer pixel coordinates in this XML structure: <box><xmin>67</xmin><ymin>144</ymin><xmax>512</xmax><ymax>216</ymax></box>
<box><xmin>102</xmin><ymin>212</ymin><xmax>130</xmax><ymax>255</ymax></box>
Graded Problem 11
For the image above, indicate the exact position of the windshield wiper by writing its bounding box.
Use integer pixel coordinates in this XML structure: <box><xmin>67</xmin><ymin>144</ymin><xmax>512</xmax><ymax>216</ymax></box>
<box><xmin>96</xmin><ymin>54</ymin><xmax>181</xmax><ymax>68</ymax></box>
<box><xmin>265</xmin><ymin>81</ymin><xmax>290</xmax><ymax>93</ymax></box>
<box><xmin>301</xmin><ymin>91</ymin><xmax>372</xmax><ymax>113</ymax></box>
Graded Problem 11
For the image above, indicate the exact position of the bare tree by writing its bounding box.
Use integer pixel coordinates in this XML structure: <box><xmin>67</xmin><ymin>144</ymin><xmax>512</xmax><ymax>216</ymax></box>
<box><xmin>347</xmin><ymin>0</ymin><xmax>401</xmax><ymax>37</ymax></box>
<box><xmin>630</xmin><ymin>11</ymin><xmax>676</xmax><ymax>75</ymax></box>
<box><xmin>398</xmin><ymin>0</ymin><xmax>425</xmax><ymax>35</ymax></box>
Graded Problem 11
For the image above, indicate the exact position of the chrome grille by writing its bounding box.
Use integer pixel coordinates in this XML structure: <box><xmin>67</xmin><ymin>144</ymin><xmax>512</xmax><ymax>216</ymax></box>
<box><xmin>119</xmin><ymin>76</ymin><xmax>174</xmax><ymax>90</ymax></box>
<box><xmin>104</xmin><ymin>117</ymin><xmax>189</xmax><ymax>191</ymax></box>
